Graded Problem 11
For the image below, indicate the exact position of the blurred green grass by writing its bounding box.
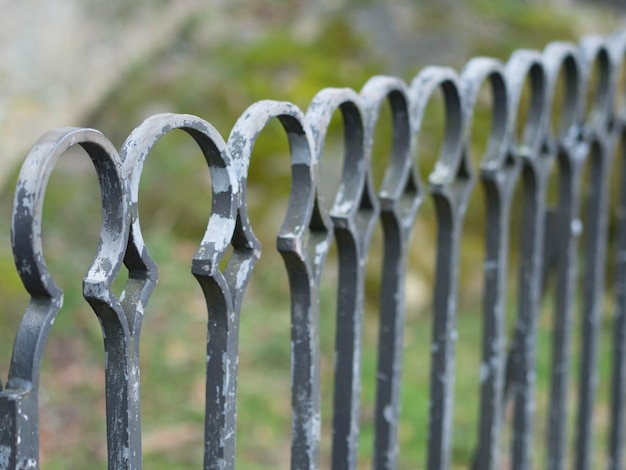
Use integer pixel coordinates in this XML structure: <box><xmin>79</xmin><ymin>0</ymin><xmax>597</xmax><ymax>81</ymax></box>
<box><xmin>0</xmin><ymin>1</ymin><xmax>623</xmax><ymax>468</ymax></box>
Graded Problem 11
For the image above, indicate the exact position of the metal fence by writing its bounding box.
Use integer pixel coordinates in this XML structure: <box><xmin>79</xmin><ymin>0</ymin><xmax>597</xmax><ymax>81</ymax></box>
<box><xmin>1</xmin><ymin>30</ymin><xmax>626</xmax><ymax>470</ymax></box>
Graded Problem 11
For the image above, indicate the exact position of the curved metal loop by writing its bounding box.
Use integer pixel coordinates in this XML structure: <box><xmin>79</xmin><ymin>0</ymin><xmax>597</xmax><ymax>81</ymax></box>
<box><xmin>410</xmin><ymin>66</ymin><xmax>475</xmax><ymax>470</ymax></box>
<box><xmin>4</xmin><ymin>27</ymin><xmax>626</xmax><ymax>470</ymax></box>
<box><xmin>504</xmin><ymin>52</ymin><xmax>556</xmax><ymax>470</ymax></box>
<box><xmin>120</xmin><ymin>113</ymin><xmax>238</xmax><ymax>326</ymax></box>
<box><xmin>460</xmin><ymin>57</ymin><xmax>512</xmax><ymax>176</ymax></box>
<box><xmin>3</xmin><ymin>128</ymin><xmax>129</xmax><ymax>470</ymax></box>
<box><xmin>229</xmin><ymin>99</ymin><xmax>324</xmax><ymax>265</ymax></box>
<box><xmin>359</xmin><ymin>75</ymin><xmax>421</xmax><ymax>470</ymax></box>
<box><xmin>506</xmin><ymin>50</ymin><xmax>549</xmax><ymax>162</ymax></box>
<box><xmin>608</xmin><ymin>30</ymin><xmax>626</xmax><ymax>123</ymax></box>
<box><xmin>409</xmin><ymin>66</ymin><xmax>471</xmax><ymax>202</ymax></box>
<box><xmin>121</xmin><ymin>112</ymin><xmax>240</xmax><ymax>470</ymax></box>
<box><xmin>542</xmin><ymin>41</ymin><xmax>584</xmax><ymax>147</ymax></box>
<box><xmin>461</xmin><ymin>59</ymin><xmax>516</xmax><ymax>470</ymax></box>
<box><xmin>360</xmin><ymin>75</ymin><xmax>421</xmax><ymax>224</ymax></box>
<box><xmin>9</xmin><ymin>127</ymin><xmax>128</xmax><ymax>385</ymax></box>
<box><xmin>306</xmin><ymin>87</ymin><xmax>377</xmax><ymax>470</ymax></box>
<box><xmin>12</xmin><ymin>128</ymin><xmax>127</xmax><ymax>301</ymax></box>
<box><xmin>306</xmin><ymin>88</ymin><xmax>368</xmax><ymax>215</ymax></box>
<box><xmin>306</xmin><ymin>87</ymin><xmax>378</xmax><ymax>243</ymax></box>
<box><xmin>579</xmin><ymin>35</ymin><xmax>614</xmax><ymax>137</ymax></box>
<box><xmin>228</xmin><ymin>100</ymin><xmax>325</xmax><ymax>470</ymax></box>
<box><xmin>537</xmin><ymin>40</ymin><xmax>589</xmax><ymax>470</ymax></box>
<box><xmin>570</xmin><ymin>35</ymin><xmax>616</xmax><ymax>470</ymax></box>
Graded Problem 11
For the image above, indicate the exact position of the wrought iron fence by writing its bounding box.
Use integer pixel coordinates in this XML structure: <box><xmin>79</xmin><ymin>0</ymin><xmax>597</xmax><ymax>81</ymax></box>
<box><xmin>1</xmin><ymin>29</ymin><xmax>626</xmax><ymax>470</ymax></box>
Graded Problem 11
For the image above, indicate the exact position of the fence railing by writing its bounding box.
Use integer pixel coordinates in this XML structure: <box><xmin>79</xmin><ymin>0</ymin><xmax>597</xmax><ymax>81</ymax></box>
<box><xmin>1</xmin><ymin>30</ymin><xmax>626</xmax><ymax>470</ymax></box>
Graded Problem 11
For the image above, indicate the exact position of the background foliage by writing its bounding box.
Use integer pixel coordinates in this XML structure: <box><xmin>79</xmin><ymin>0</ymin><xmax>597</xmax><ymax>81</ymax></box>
<box><xmin>0</xmin><ymin>1</ymin><xmax>623</xmax><ymax>468</ymax></box>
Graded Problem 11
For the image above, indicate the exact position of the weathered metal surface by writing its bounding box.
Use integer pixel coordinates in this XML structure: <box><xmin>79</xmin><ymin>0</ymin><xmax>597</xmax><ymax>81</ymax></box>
<box><xmin>362</xmin><ymin>75</ymin><xmax>420</xmax><ymax>470</ymax></box>
<box><xmin>609</xmin><ymin>30</ymin><xmax>626</xmax><ymax>470</ymax></box>
<box><xmin>541</xmin><ymin>41</ymin><xmax>584</xmax><ymax>470</ymax></box>
<box><xmin>461</xmin><ymin>56</ymin><xmax>514</xmax><ymax>470</ymax></box>
<box><xmin>504</xmin><ymin>49</ymin><xmax>551</xmax><ymax>470</ymax></box>
<box><xmin>1</xmin><ymin>31</ymin><xmax>626</xmax><ymax>470</ymax></box>
<box><xmin>229</xmin><ymin>100</ymin><xmax>332</xmax><ymax>470</ymax></box>
<box><xmin>408</xmin><ymin>66</ymin><xmax>473</xmax><ymax>470</ymax></box>
<box><xmin>5</xmin><ymin>128</ymin><xmax>128</xmax><ymax>469</ymax></box>
<box><xmin>306</xmin><ymin>87</ymin><xmax>378</xmax><ymax>470</ymax></box>
<box><xmin>120</xmin><ymin>113</ymin><xmax>240</xmax><ymax>470</ymax></box>
<box><xmin>574</xmin><ymin>36</ymin><xmax>614</xmax><ymax>470</ymax></box>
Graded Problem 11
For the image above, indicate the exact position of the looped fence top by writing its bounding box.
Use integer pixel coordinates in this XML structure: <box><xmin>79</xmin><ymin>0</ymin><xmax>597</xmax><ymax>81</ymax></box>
<box><xmin>10</xmin><ymin>127</ymin><xmax>127</xmax><ymax>387</ymax></box>
<box><xmin>2</xmin><ymin>31</ymin><xmax>626</xmax><ymax>470</ymax></box>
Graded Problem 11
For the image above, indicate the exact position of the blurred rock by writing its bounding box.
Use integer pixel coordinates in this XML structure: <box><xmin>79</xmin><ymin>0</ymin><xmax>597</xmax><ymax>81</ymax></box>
<box><xmin>0</xmin><ymin>0</ymin><xmax>211</xmax><ymax>182</ymax></box>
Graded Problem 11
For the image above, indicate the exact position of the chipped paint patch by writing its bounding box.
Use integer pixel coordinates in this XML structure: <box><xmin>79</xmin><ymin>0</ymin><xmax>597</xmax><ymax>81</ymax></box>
<box><xmin>0</xmin><ymin>446</ymin><xmax>10</xmax><ymax>468</ymax></box>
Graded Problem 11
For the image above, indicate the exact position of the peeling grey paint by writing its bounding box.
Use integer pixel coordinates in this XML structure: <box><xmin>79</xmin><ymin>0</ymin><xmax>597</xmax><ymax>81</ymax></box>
<box><xmin>0</xmin><ymin>30</ymin><xmax>626</xmax><ymax>470</ymax></box>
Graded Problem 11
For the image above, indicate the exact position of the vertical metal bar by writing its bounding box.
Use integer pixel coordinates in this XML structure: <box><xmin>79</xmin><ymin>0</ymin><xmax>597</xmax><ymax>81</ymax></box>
<box><xmin>0</xmin><ymin>338</ymin><xmax>45</xmax><ymax>470</ymax></box>
<box><xmin>502</xmin><ymin>50</ymin><xmax>549</xmax><ymax>470</ymax></box>
<box><xmin>283</xmin><ymin>250</ymin><xmax>322</xmax><ymax>470</ymax></box>
<box><xmin>373</xmin><ymin>196</ymin><xmax>416</xmax><ymax>470</ymax></box>
<box><xmin>306</xmin><ymin>88</ymin><xmax>378</xmax><ymax>470</ymax></box>
<box><xmin>331</xmin><ymin>232</ymin><xmax>367</xmax><ymax>469</ymax></box>
<box><xmin>574</xmin><ymin>38</ymin><xmax>614</xmax><ymax>470</ymax></box>
<box><xmin>228</xmin><ymin>101</ymin><xmax>332</xmax><ymax>470</ymax></box>
<box><xmin>460</xmin><ymin>58</ymin><xmax>513</xmax><ymax>470</ymax></box>
<box><xmin>0</xmin><ymin>392</ymin><xmax>21</xmax><ymax>469</ymax></box>
<box><xmin>428</xmin><ymin>207</ymin><xmax>464</xmax><ymax>470</ymax></box>
<box><xmin>509</xmin><ymin>160</ymin><xmax>547</xmax><ymax>470</ymax></box>
<box><xmin>607</xmin><ymin>30</ymin><xmax>626</xmax><ymax>470</ymax></box>
<box><xmin>409</xmin><ymin>67</ymin><xmax>473</xmax><ymax>470</ymax></box>
<box><xmin>373</xmin><ymin>217</ymin><xmax>410</xmax><ymax>470</ymax></box>
<box><xmin>6</xmin><ymin>128</ymin><xmax>131</xmax><ymax>470</ymax></box>
<box><xmin>538</xmin><ymin>43</ymin><xmax>584</xmax><ymax>470</ymax></box>
<box><xmin>96</xmin><ymin>323</ymin><xmax>141</xmax><ymax>470</ymax></box>
<box><xmin>474</xmin><ymin>178</ymin><xmax>512</xmax><ymax>470</ymax></box>
<box><xmin>356</xmin><ymin>77</ymin><xmax>420</xmax><ymax>470</ymax></box>
<box><xmin>545</xmin><ymin>155</ymin><xmax>581</xmax><ymax>470</ymax></box>
<box><xmin>78</xmin><ymin>142</ymin><xmax>138</xmax><ymax>470</ymax></box>
<box><xmin>121</xmin><ymin>114</ymin><xmax>244</xmax><ymax>470</ymax></box>
<box><xmin>575</xmin><ymin>141</ymin><xmax>611</xmax><ymax>470</ymax></box>
<box><xmin>199</xmin><ymin>229</ymin><xmax>256</xmax><ymax>470</ymax></box>
<box><xmin>609</xmin><ymin>130</ymin><xmax>626</xmax><ymax>470</ymax></box>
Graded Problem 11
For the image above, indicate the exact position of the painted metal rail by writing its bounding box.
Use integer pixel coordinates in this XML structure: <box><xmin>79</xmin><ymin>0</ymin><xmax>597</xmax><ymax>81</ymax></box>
<box><xmin>1</xmin><ymin>30</ymin><xmax>626</xmax><ymax>470</ymax></box>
